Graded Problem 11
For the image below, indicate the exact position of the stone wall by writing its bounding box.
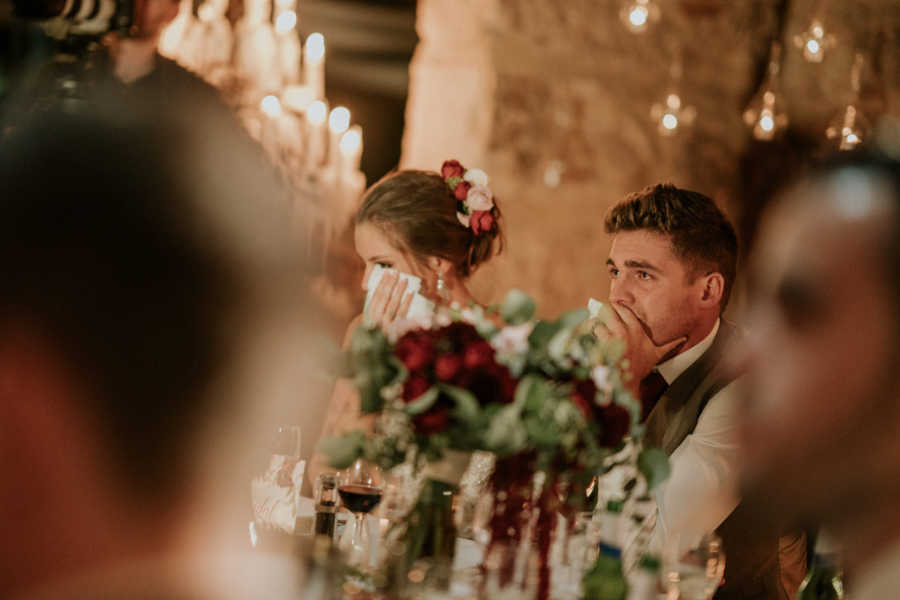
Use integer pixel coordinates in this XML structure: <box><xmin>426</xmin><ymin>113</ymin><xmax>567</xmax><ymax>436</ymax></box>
<box><xmin>401</xmin><ymin>0</ymin><xmax>900</xmax><ymax>316</ymax></box>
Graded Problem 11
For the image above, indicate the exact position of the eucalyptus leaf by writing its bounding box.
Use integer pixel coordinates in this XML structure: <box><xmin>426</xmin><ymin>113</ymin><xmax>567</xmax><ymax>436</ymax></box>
<box><xmin>637</xmin><ymin>447</ymin><xmax>671</xmax><ymax>490</ymax></box>
<box><xmin>438</xmin><ymin>384</ymin><xmax>480</xmax><ymax>423</ymax></box>
<box><xmin>500</xmin><ymin>289</ymin><xmax>536</xmax><ymax>325</ymax></box>
<box><xmin>404</xmin><ymin>386</ymin><xmax>439</xmax><ymax>416</ymax></box>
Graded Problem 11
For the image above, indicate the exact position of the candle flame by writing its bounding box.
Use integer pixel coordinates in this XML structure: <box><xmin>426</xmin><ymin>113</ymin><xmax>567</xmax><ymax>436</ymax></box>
<box><xmin>260</xmin><ymin>95</ymin><xmax>282</xmax><ymax>118</ymax></box>
<box><xmin>340</xmin><ymin>128</ymin><xmax>362</xmax><ymax>156</ymax></box>
<box><xmin>329</xmin><ymin>107</ymin><xmax>351</xmax><ymax>134</ymax></box>
<box><xmin>307</xmin><ymin>101</ymin><xmax>328</xmax><ymax>126</ymax></box>
<box><xmin>305</xmin><ymin>33</ymin><xmax>325</xmax><ymax>62</ymax></box>
<box><xmin>275</xmin><ymin>10</ymin><xmax>297</xmax><ymax>33</ymax></box>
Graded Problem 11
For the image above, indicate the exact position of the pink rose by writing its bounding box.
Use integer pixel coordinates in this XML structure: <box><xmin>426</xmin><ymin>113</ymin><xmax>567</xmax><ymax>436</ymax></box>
<box><xmin>453</xmin><ymin>181</ymin><xmax>472</xmax><ymax>201</ymax></box>
<box><xmin>470</xmin><ymin>210</ymin><xmax>495</xmax><ymax>235</ymax></box>
<box><xmin>465</xmin><ymin>185</ymin><xmax>493</xmax><ymax>212</ymax></box>
<box><xmin>441</xmin><ymin>160</ymin><xmax>465</xmax><ymax>179</ymax></box>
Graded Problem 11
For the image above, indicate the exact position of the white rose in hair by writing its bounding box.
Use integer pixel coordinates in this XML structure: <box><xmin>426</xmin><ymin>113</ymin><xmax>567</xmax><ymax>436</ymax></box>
<box><xmin>466</xmin><ymin>185</ymin><xmax>494</xmax><ymax>212</ymax></box>
<box><xmin>456</xmin><ymin>212</ymin><xmax>471</xmax><ymax>227</ymax></box>
<box><xmin>463</xmin><ymin>168</ymin><xmax>489</xmax><ymax>187</ymax></box>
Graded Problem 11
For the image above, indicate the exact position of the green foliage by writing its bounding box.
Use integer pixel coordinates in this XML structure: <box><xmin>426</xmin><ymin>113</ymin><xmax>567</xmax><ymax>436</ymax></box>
<box><xmin>500</xmin><ymin>289</ymin><xmax>537</xmax><ymax>325</ymax></box>
<box><xmin>318</xmin><ymin>431</ymin><xmax>366</xmax><ymax>470</ymax></box>
<box><xmin>637</xmin><ymin>447</ymin><xmax>671</xmax><ymax>490</ymax></box>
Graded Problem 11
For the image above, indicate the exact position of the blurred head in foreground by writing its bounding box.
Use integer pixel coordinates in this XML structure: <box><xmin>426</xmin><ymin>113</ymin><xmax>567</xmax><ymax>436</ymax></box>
<box><xmin>0</xmin><ymin>101</ymin><xmax>309</xmax><ymax>597</ymax></box>
<box><xmin>736</xmin><ymin>151</ymin><xmax>900</xmax><ymax>571</ymax></box>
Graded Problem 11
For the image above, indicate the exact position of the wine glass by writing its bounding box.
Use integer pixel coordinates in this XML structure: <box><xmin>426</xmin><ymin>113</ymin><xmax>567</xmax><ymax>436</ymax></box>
<box><xmin>663</xmin><ymin>532</ymin><xmax>726</xmax><ymax>599</ymax></box>
<box><xmin>338</xmin><ymin>458</ymin><xmax>383</xmax><ymax>569</ymax></box>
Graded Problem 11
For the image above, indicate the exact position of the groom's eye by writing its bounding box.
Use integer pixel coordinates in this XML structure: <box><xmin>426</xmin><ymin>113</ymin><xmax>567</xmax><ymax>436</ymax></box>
<box><xmin>637</xmin><ymin>271</ymin><xmax>652</xmax><ymax>280</ymax></box>
<box><xmin>608</xmin><ymin>267</ymin><xmax>619</xmax><ymax>277</ymax></box>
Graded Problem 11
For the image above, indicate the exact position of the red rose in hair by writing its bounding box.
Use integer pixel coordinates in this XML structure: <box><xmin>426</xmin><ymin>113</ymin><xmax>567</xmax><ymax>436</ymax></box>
<box><xmin>414</xmin><ymin>406</ymin><xmax>450</xmax><ymax>435</ymax></box>
<box><xmin>441</xmin><ymin>160</ymin><xmax>465</xmax><ymax>179</ymax></box>
<box><xmin>453</xmin><ymin>181</ymin><xmax>472</xmax><ymax>201</ymax></box>
<box><xmin>463</xmin><ymin>339</ymin><xmax>494</xmax><ymax>370</ymax></box>
<box><xmin>435</xmin><ymin>353</ymin><xmax>463</xmax><ymax>382</ymax></box>
<box><xmin>395</xmin><ymin>330</ymin><xmax>435</xmax><ymax>372</ymax></box>
<box><xmin>403</xmin><ymin>374</ymin><xmax>431</xmax><ymax>403</ymax></box>
<box><xmin>598</xmin><ymin>402</ymin><xmax>631</xmax><ymax>448</ymax></box>
<box><xmin>470</xmin><ymin>210</ymin><xmax>495</xmax><ymax>235</ymax></box>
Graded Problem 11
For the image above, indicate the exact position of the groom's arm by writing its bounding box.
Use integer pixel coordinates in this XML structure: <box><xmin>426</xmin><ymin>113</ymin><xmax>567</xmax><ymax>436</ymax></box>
<box><xmin>651</xmin><ymin>379</ymin><xmax>742</xmax><ymax>552</ymax></box>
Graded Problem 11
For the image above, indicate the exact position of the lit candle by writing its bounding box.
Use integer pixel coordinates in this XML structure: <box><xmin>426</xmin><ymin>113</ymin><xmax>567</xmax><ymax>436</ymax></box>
<box><xmin>275</xmin><ymin>10</ymin><xmax>301</xmax><ymax>84</ymax></box>
<box><xmin>282</xmin><ymin>84</ymin><xmax>314</xmax><ymax>114</ymax></box>
<box><xmin>303</xmin><ymin>33</ymin><xmax>326</xmax><ymax>101</ymax></box>
<box><xmin>259</xmin><ymin>94</ymin><xmax>283</xmax><ymax>158</ymax></box>
<box><xmin>305</xmin><ymin>100</ymin><xmax>328</xmax><ymax>170</ymax></box>
<box><xmin>327</xmin><ymin>106</ymin><xmax>350</xmax><ymax>171</ymax></box>
<box><xmin>338</xmin><ymin>125</ymin><xmax>363</xmax><ymax>183</ymax></box>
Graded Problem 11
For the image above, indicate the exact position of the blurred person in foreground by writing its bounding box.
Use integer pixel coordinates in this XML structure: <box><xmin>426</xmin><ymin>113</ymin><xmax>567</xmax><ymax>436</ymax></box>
<box><xmin>736</xmin><ymin>151</ymin><xmax>900</xmax><ymax>599</ymax></box>
<box><xmin>0</xmin><ymin>98</ymin><xmax>311</xmax><ymax>599</ymax></box>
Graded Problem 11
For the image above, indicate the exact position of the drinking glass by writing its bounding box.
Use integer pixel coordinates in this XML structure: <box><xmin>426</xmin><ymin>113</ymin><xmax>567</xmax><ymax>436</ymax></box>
<box><xmin>663</xmin><ymin>532</ymin><xmax>726</xmax><ymax>600</ymax></box>
<box><xmin>338</xmin><ymin>458</ymin><xmax>383</xmax><ymax>569</ymax></box>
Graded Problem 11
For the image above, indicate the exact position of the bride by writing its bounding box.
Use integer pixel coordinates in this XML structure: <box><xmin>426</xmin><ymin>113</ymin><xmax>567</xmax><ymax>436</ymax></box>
<box><xmin>309</xmin><ymin>160</ymin><xmax>504</xmax><ymax>486</ymax></box>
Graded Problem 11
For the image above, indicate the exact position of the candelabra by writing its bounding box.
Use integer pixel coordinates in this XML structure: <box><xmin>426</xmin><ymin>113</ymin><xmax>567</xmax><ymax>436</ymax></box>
<box><xmin>159</xmin><ymin>0</ymin><xmax>366</xmax><ymax>263</ymax></box>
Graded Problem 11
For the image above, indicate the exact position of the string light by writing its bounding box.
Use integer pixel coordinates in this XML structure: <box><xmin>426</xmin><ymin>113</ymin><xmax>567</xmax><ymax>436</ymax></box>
<box><xmin>743</xmin><ymin>42</ymin><xmax>789</xmax><ymax>141</ymax></box>
<box><xmin>620</xmin><ymin>0</ymin><xmax>660</xmax><ymax>34</ymax></box>
<box><xmin>826</xmin><ymin>53</ymin><xmax>870</xmax><ymax>151</ymax></box>
<box><xmin>794</xmin><ymin>19</ymin><xmax>835</xmax><ymax>63</ymax></box>
<box><xmin>651</xmin><ymin>92</ymin><xmax>696</xmax><ymax>136</ymax></box>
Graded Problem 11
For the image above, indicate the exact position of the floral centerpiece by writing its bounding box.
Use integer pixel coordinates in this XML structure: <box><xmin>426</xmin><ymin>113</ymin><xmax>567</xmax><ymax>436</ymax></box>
<box><xmin>320</xmin><ymin>291</ymin><xmax>668</xmax><ymax>598</ymax></box>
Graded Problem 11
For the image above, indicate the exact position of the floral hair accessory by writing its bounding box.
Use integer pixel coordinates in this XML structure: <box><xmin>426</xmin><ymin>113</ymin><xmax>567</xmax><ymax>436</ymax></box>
<box><xmin>441</xmin><ymin>159</ymin><xmax>496</xmax><ymax>236</ymax></box>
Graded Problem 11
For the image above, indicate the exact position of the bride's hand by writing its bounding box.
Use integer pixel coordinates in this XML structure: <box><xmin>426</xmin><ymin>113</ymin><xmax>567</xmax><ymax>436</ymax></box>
<box><xmin>367</xmin><ymin>271</ymin><xmax>414</xmax><ymax>330</ymax></box>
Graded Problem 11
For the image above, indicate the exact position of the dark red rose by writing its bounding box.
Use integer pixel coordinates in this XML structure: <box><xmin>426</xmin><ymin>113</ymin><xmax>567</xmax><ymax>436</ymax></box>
<box><xmin>598</xmin><ymin>402</ymin><xmax>631</xmax><ymax>448</ymax></box>
<box><xmin>395</xmin><ymin>330</ymin><xmax>435</xmax><ymax>372</ymax></box>
<box><xmin>456</xmin><ymin>363</ymin><xmax>516</xmax><ymax>405</ymax></box>
<box><xmin>441</xmin><ymin>322</ymin><xmax>482</xmax><ymax>349</ymax></box>
<box><xmin>403</xmin><ymin>374</ymin><xmax>431</xmax><ymax>403</ymax></box>
<box><xmin>441</xmin><ymin>159</ymin><xmax>465</xmax><ymax>180</ymax></box>
<box><xmin>453</xmin><ymin>181</ymin><xmax>472</xmax><ymax>201</ymax></box>
<box><xmin>463</xmin><ymin>339</ymin><xmax>494</xmax><ymax>369</ymax></box>
<box><xmin>414</xmin><ymin>406</ymin><xmax>450</xmax><ymax>435</ymax></box>
<box><xmin>572</xmin><ymin>380</ymin><xmax>598</xmax><ymax>421</ymax></box>
<box><xmin>470</xmin><ymin>210</ymin><xmax>495</xmax><ymax>235</ymax></box>
<box><xmin>434</xmin><ymin>353</ymin><xmax>463</xmax><ymax>382</ymax></box>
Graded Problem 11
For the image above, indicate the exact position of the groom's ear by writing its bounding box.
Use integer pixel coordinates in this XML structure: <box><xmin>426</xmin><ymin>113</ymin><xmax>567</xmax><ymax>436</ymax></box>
<box><xmin>698</xmin><ymin>272</ymin><xmax>725</xmax><ymax>308</ymax></box>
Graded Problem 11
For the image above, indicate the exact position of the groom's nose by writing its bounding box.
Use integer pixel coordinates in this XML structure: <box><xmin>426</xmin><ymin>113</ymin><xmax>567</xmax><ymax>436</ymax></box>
<box><xmin>608</xmin><ymin>278</ymin><xmax>634</xmax><ymax>307</ymax></box>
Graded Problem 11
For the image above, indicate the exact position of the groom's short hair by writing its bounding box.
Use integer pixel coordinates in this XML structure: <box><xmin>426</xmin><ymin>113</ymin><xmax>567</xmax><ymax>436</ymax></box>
<box><xmin>605</xmin><ymin>184</ymin><xmax>739</xmax><ymax>310</ymax></box>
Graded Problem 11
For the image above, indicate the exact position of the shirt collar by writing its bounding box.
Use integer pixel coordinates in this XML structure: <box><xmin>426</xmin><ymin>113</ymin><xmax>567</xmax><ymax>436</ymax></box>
<box><xmin>656</xmin><ymin>319</ymin><xmax>720</xmax><ymax>385</ymax></box>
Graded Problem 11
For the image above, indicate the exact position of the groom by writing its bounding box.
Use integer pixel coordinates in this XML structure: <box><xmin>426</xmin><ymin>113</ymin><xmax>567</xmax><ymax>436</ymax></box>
<box><xmin>598</xmin><ymin>184</ymin><xmax>805</xmax><ymax>599</ymax></box>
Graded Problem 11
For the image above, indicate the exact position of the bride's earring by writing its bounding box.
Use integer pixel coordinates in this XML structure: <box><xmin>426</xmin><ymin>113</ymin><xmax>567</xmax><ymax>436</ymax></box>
<box><xmin>436</xmin><ymin>275</ymin><xmax>450</xmax><ymax>302</ymax></box>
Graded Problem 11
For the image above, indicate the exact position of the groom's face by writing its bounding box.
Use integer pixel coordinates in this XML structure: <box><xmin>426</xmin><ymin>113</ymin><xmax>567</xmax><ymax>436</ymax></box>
<box><xmin>606</xmin><ymin>229</ymin><xmax>704</xmax><ymax>345</ymax></box>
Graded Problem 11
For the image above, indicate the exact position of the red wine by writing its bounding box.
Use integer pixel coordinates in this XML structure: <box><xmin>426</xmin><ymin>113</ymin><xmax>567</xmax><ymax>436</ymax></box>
<box><xmin>338</xmin><ymin>484</ymin><xmax>383</xmax><ymax>513</ymax></box>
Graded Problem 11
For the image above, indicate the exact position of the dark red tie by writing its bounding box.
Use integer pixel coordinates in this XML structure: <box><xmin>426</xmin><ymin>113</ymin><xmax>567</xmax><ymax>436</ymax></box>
<box><xmin>638</xmin><ymin>370</ymin><xmax>668</xmax><ymax>422</ymax></box>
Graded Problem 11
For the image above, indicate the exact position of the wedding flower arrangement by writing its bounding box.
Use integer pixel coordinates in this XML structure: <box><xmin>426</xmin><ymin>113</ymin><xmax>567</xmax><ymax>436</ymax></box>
<box><xmin>320</xmin><ymin>290</ymin><xmax>668</xmax><ymax>597</ymax></box>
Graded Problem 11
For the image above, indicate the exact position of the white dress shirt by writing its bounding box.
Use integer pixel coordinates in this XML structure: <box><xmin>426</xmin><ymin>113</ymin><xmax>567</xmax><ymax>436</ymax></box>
<box><xmin>649</xmin><ymin>319</ymin><xmax>742</xmax><ymax>553</ymax></box>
